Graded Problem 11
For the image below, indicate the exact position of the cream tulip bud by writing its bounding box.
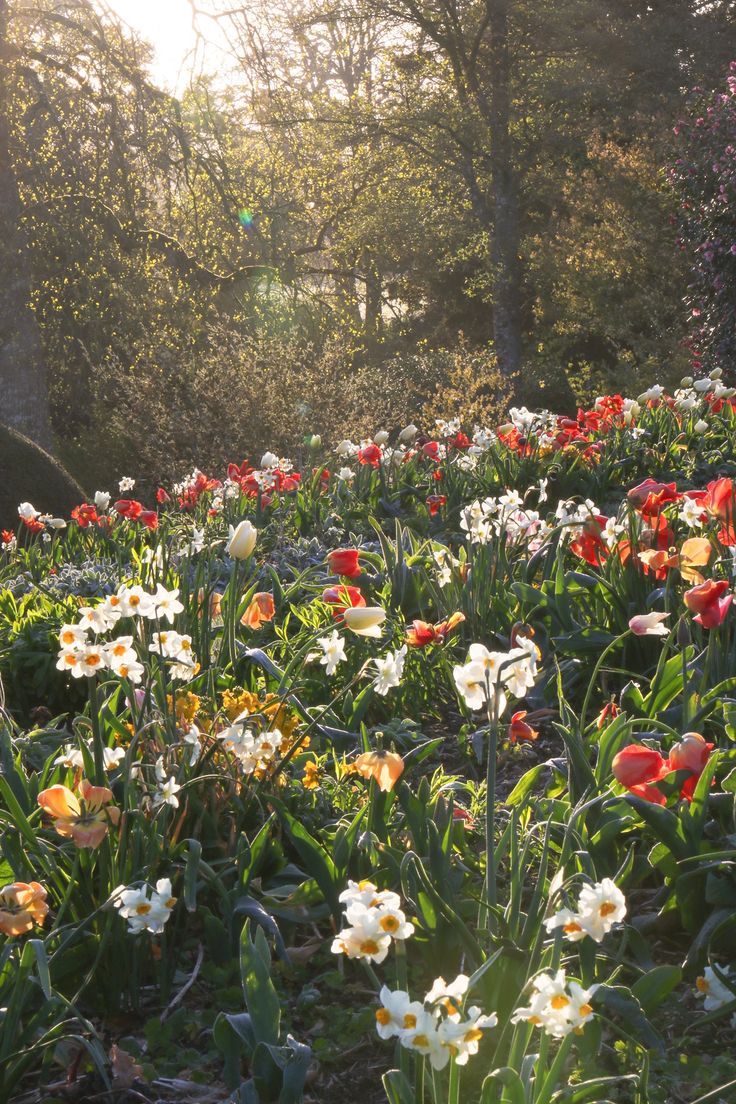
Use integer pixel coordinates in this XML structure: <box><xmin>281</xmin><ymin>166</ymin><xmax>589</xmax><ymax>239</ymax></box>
<box><xmin>373</xmin><ymin>430</ymin><xmax>390</xmax><ymax>446</ymax></box>
<box><xmin>94</xmin><ymin>491</ymin><xmax>111</xmax><ymax>511</ymax></box>
<box><xmin>343</xmin><ymin>606</ymin><xmax>386</xmax><ymax>638</ymax></box>
<box><xmin>227</xmin><ymin>520</ymin><xmax>258</xmax><ymax>560</ymax></box>
<box><xmin>260</xmin><ymin>451</ymin><xmax>279</xmax><ymax>470</ymax></box>
<box><xmin>399</xmin><ymin>423</ymin><xmax>419</xmax><ymax>444</ymax></box>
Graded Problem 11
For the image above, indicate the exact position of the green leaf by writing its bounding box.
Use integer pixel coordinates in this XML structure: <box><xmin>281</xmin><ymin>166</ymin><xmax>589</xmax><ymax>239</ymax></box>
<box><xmin>506</xmin><ymin>764</ymin><xmax>545</xmax><ymax>807</ymax></box>
<box><xmin>596</xmin><ymin>985</ymin><xmax>664</xmax><ymax>1051</ymax></box>
<box><xmin>382</xmin><ymin>1069</ymin><xmax>416</xmax><ymax>1104</ymax></box>
<box><xmin>239</xmin><ymin>921</ymin><xmax>281</xmax><ymax>1047</ymax></box>
<box><xmin>552</xmin><ymin>628</ymin><xmax>615</xmax><ymax>654</ymax></box>
<box><xmin>183</xmin><ymin>838</ymin><xmax>201</xmax><ymax>912</ymax></box>
<box><xmin>480</xmin><ymin>1067</ymin><xmax>527</xmax><ymax>1104</ymax></box>
<box><xmin>268</xmin><ymin>798</ymin><xmax>339</xmax><ymax>916</ymax></box>
<box><xmin>631</xmin><ymin>966</ymin><xmax>682</xmax><ymax>1014</ymax></box>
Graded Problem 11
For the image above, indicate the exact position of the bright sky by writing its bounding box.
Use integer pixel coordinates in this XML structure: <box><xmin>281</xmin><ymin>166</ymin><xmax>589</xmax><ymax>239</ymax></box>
<box><xmin>103</xmin><ymin>0</ymin><xmax>206</xmax><ymax>90</ymax></box>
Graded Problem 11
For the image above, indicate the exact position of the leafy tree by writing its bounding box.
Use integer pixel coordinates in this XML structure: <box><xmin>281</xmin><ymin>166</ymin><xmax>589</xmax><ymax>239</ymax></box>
<box><xmin>672</xmin><ymin>61</ymin><xmax>736</xmax><ymax>374</ymax></box>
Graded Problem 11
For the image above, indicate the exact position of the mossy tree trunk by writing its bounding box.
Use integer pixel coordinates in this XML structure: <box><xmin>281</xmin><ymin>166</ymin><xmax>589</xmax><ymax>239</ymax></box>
<box><xmin>0</xmin><ymin>0</ymin><xmax>53</xmax><ymax>451</ymax></box>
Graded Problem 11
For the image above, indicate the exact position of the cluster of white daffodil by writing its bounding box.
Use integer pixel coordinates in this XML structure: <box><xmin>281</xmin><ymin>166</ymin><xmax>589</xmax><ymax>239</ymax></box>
<box><xmin>511</xmin><ymin>969</ymin><xmax>598</xmax><ymax>1038</ymax></box>
<box><xmin>312</xmin><ymin>629</ymin><xmax>405</xmax><ymax>697</ymax></box>
<box><xmin>375</xmin><ymin>974</ymin><xmax>497</xmax><ymax>1070</ymax></box>
<box><xmin>544</xmin><ymin>878</ymin><xmax>627</xmax><ymax>943</ymax></box>
<box><xmin>453</xmin><ymin>639</ymin><xmax>538</xmax><ymax>716</ymax></box>
<box><xmin>54</xmin><ymin>740</ymin><xmax>125</xmax><ymax>772</ymax></box>
<box><xmin>55</xmin><ymin>585</ymin><xmax>196</xmax><ymax>684</ymax></box>
<box><xmin>460</xmin><ymin>492</ymin><xmax>543</xmax><ymax>546</ymax></box>
<box><xmin>331</xmin><ymin>880</ymin><xmax>414</xmax><ymax>964</ymax></box>
<box><xmin>217</xmin><ymin>713</ymin><xmax>284</xmax><ymax>776</ymax></box>
<box><xmin>111</xmin><ymin>878</ymin><xmax>176</xmax><ymax>934</ymax></box>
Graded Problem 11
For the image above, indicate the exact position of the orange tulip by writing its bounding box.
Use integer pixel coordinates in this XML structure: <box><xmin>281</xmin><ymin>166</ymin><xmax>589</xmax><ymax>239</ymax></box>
<box><xmin>679</xmin><ymin>537</ymin><xmax>712</xmax><ymax>585</ymax></box>
<box><xmin>241</xmin><ymin>592</ymin><xmax>276</xmax><ymax>629</ymax></box>
<box><xmin>0</xmin><ymin>882</ymin><xmax>49</xmax><ymax>936</ymax></box>
<box><xmin>38</xmin><ymin>780</ymin><xmax>120</xmax><ymax>849</ymax></box>
<box><xmin>352</xmin><ymin>750</ymin><xmax>404</xmax><ymax>792</ymax></box>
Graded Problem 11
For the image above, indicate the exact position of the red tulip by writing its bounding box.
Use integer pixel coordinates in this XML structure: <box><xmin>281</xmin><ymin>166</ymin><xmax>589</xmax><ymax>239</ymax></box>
<box><xmin>426</xmin><ymin>494</ymin><xmax>447</xmax><ymax>517</ymax></box>
<box><xmin>701</xmin><ymin>477</ymin><xmax>733</xmax><ymax>521</ymax></box>
<box><xmin>596</xmin><ymin>701</ymin><xmax>620</xmax><ymax>730</ymax></box>
<box><xmin>327</xmin><ymin>549</ymin><xmax>361</xmax><ymax>578</ymax></box>
<box><xmin>358</xmin><ymin>443</ymin><xmax>381</xmax><ymax>467</ymax></box>
<box><xmin>405</xmin><ymin>612</ymin><xmax>464</xmax><ymax>647</ymax></box>
<box><xmin>612</xmin><ymin>744</ymin><xmax>670</xmax><ymax>803</ymax></box>
<box><xmin>627</xmin><ymin>479</ymin><xmax>682</xmax><ymax>517</ymax></box>
<box><xmin>322</xmin><ymin>585</ymin><xmax>366</xmax><ymax>617</ymax></box>
<box><xmin>114</xmin><ymin>499</ymin><xmax>142</xmax><ymax>519</ymax></box>
<box><xmin>570</xmin><ymin>516</ymin><xmax>609</xmax><ymax>566</ymax></box>
<box><xmin>508</xmin><ymin>710</ymin><xmax>538</xmax><ymax>744</ymax></box>
<box><xmin>683</xmin><ymin>579</ymin><xmax>732</xmax><ymax>628</ymax></box>
<box><xmin>71</xmin><ymin>503</ymin><xmax>99</xmax><ymax>529</ymax></box>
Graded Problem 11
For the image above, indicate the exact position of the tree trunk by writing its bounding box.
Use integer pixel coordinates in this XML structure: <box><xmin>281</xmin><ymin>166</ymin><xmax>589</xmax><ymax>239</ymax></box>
<box><xmin>0</xmin><ymin>0</ymin><xmax>53</xmax><ymax>450</ymax></box>
<box><xmin>486</xmin><ymin>0</ymin><xmax>523</xmax><ymax>382</ymax></box>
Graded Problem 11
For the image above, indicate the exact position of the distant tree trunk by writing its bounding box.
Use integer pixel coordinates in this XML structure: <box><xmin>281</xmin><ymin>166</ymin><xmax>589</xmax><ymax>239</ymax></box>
<box><xmin>0</xmin><ymin>0</ymin><xmax>53</xmax><ymax>450</ymax></box>
<box><xmin>486</xmin><ymin>0</ymin><xmax>522</xmax><ymax>381</ymax></box>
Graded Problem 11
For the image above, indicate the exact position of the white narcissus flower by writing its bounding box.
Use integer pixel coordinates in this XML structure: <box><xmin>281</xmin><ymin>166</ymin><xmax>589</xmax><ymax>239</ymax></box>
<box><xmin>695</xmin><ymin>966</ymin><xmax>736</xmax><ymax>1011</ymax></box>
<box><xmin>330</xmin><ymin>904</ymin><xmax>393</xmax><ymax>964</ymax></box>
<box><xmin>318</xmin><ymin>630</ymin><xmax>347</xmax><ymax>675</ymax></box>
<box><xmin>116</xmin><ymin>586</ymin><xmax>156</xmax><ymax>620</ymax></box>
<box><xmin>679</xmin><ymin>497</ymin><xmax>705</xmax><ymax>528</ymax></box>
<box><xmin>437</xmin><ymin>1006</ymin><xmax>498</xmax><ymax>1065</ymax></box>
<box><xmin>511</xmin><ymin>969</ymin><xmax>598</xmax><ymax>1038</ymax></box>
<box><xmin>113</xmin><ymin>879</ymin><xmax>176</xmax><ymax>934</ymax></box>
<box><xmin>629</xmin><ymin>612</ymin><xmax>669</xmax><ymax>636</ymax></box>
<box><xmin>425</xmin><ymin>974</ymin><xmax>470</xmax><ymax>1017</ymax></box>
<box><xmin>576</xmin><ymin>878</ymin><xmax>627</xmax><ymax>941</ymax></box>
<box><xmin>154</xmin><ymin>776</ymin><xmax>182</xmax><ymax>809</ymax></box>
<box><xmin>453</xmin><ymin>661</ymin><xmax>488</xmax><ymax>711</ymax></box>
<box><xmin>227</xmin><ymin>520</ymin><xmax>258</xmax><ymax>560</ymax></box>
<box><xmin>58</xmin><ymin>624</ymin><xmax>89</xmax><ymax>650</ymax></box>
<box><xmin>152</xmin><ymin>584</ymin><xmax>184</xmax><ymax>624</ymax></box>
<box><xmin>372</xmin><ymin>646</ymin><xmax>407</xmax><ymax>695</ymax></box>
<box><xmin>546</xmin><ymin>878</ymin><xmax>626</xmax><ymax>943</ymax></box>
<box><xmin>375</xmin><ymin>986</ymin><xmax>423</xmax><ymax>1040</ymax></box>
<box><xmin>79</xmin><ymin>604</ymin><xmax>118</xmax><ymax>634</ymax></box>
<box><xmin>343</xmin><ymin>606</ymin><xmax>386</xmax><ymax>638</ymax></box>
<box><xmin>544</xmin><ymin>907</ymin><xmax>590</xmax><ymax>941</ymax></box>
<box><xmin>182</xmin><ymin>724</ymin><xmax>202</xmax><ymax>765</ymax></box>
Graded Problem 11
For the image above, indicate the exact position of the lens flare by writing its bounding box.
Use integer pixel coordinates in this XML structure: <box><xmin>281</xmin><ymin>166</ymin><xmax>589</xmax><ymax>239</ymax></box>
<box><xmin>238</xmin><ymin>208</ymin><xmax>254</xmax><ymax>229</ymax></box>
